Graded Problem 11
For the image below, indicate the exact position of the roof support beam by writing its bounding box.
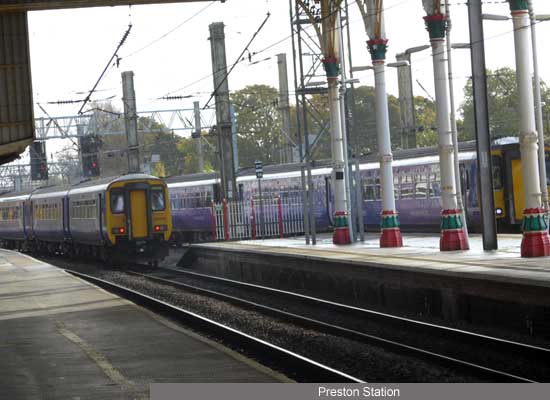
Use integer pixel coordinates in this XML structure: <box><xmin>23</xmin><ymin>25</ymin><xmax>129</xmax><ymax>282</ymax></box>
<box><xmin>0</xmin><ymin>0</ymin><xmax>212</xmax><ymax>13</ymax></box>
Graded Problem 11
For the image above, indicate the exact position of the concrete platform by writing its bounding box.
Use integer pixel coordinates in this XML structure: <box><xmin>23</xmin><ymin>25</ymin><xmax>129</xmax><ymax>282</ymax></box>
<box><xmin>183</xmin><ymin>234</ymin><xmax>550</xmax><ymax>342</ymax></box>
<box><xmin>0</xmin><ymin>250</ymin><xmax>286</xmax><ymax>399</ymax></box>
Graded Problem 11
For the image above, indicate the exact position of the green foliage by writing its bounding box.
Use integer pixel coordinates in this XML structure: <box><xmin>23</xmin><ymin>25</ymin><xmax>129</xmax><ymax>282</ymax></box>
<box><xmin>231</xmin><ymin>85</ymin><xmax>284</xmax><ymax>168</ymax></box>
<box><xmin>176</xmin><ymin>135</ymin><xmax>217</xmax><ymax>174</ymax></box>
<box><xmin>460</xmin><ymin>67</ymin><xmax>550</xmax><ymax>141</ymax></box>
<box><xmin>349</xmin><ymin>85</ymin><xmax>407</xmax><ymax>156</ymax></box>
<box><xmin>414</xmin><ymin>96</ymin><xmax>438</xmax><ymax>147</ymax></box>
<box><xmin>461</xmin><ymin>67</ymin><xmax>518</xmax><ymax>141</ymax></box>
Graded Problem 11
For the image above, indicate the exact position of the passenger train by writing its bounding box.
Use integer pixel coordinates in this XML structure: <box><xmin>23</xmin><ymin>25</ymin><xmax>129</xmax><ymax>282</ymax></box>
<box><xmin>0</xmin><ymin>174</ymin><xmax>172</xmax><ymax>265</ymax></box>
<box><xmin>166</xmin><ymin>139</ymin><xmax>550</xmax><ymax>242</ymax></box>
<box><xmin>0</xmin><ymin>140</ymin><xmax>546</xmax><ymax>252</ymax></box>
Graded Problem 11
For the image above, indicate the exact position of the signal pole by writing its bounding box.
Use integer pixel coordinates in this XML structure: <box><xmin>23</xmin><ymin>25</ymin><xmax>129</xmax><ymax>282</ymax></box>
<box><xmin>194</xmin><ymin>101</ymin><xmax>205</xmax><ymax>172</ymax></box>
<box><xmin>508</xmin><ymin>0</ymin><xmax>550</xmax><ymax>257</ymax></box>
<box><xmin>122</xmin><ymin>71</ymin><xmax>140</xmax><ymax>174</ymax></box>
<box><xmin>209</xmin><ymin>22</ymin><xmax>237</xmax><ymax>200</ymax></box>
<box><xmin>422</xmin><ymin>2</ymin><xmax>468</xmax><ymax>251</ymax></box>
<box><xmin>395</xmin><ymin>51</ymin><xmax>416</xmax><ymax>149</ymax></box>
<box><xmin>277</xmin><ymin>53</ymin><xmax>295</xmax><ymax>163</ymax></box>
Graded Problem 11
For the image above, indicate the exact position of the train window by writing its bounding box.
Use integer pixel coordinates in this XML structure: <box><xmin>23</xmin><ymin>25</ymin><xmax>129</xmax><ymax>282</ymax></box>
<box><xmin>429</xmin><ymin>164</ymin><xmax>441</xmax><ymax>198</ymax></box>
<box><xmin>111</xmin><ymin>191</ymin><xmax>125</xmax><ymax>214</ymax></box>
<box><xmin>363</xmin><ymin>175</ymin><xmax>380</xmax><ymax>201</ymax></box>
<box><xmin>401</xmin><ymin>173</ymin><xmax>414</xmax><ymax>199</ymax></box>
<box><xmin>416</xmin><ymin>172</ymin><xmax>428</xmax><ymax>199</ymax></box>
<box><xmin>151</xmin><ymin>188</ymin><xmax>165</xmax><ymax>211</ymax></box>
<box><xmin>492</xmin><ymin>156</ymin><xmax>503</xmax><ymax>190</ymax></box>
<box><xmin>394</xmin><ymin>175</ymin><xmax>400</xmax><ymax>199</ymax></box>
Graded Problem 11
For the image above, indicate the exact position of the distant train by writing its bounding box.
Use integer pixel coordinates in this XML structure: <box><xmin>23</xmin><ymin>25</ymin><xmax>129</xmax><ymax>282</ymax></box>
<box><xmin>166</xmin><ymin>139</ymin><xmax>550</xmax><ymax>242</ymax></box>
<box><xmin>0</xmin><ymin>174</ymin><xmax>172</xmax><ymax>265</ymax></box>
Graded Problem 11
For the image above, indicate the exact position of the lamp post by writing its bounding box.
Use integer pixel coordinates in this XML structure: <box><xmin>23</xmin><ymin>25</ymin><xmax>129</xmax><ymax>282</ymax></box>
<box><xmin>507</xmin><ymin>0</ymin><xmax>550</xmax><ymax>257</ymax></box>
<box><xmin>421</xmin><ymin>1</ymin><xmax>468</xmax><ymax>251</ymax></box>
<box><xmin>356</xmin><ymin>0</ymin><xmax>402</xmax><ymax>248</ymax></box>
<box><xmin>467</xmin><ymin>0</ymin><xmax>496</xmax><ymax>251</ymax></box>
<box><xmin>394</xmin><ymin>44</ymin><xmax>429</xmax><ymax>149</ymax></box>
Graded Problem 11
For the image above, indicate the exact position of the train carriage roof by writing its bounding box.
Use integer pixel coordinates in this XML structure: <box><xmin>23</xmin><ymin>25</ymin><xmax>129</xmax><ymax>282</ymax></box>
<box><xmin>0</xmin><ymin>188</ymin><xmax>35</xmax><ymax>202</ymax></box>
<box><xmin>0</xmin><ymin>174</ymin><xmax>165</xmax><ymax>199</ymax></box>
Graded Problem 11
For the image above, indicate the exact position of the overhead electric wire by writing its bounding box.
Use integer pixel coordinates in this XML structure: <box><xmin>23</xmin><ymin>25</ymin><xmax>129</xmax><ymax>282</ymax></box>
<box><xmin>78</xmin><ymin>24</ymin><xmax>132</xmax><ymax>115</ymax></box>
<box><xmin>120</xmin><ymin>1</ymin><xmax>215</xmax><ymax>60</ymax></box>
<box><xmin>204</xmin><ymin>12</ymin><xmax>272</xmax><ymax>109</ymax></box>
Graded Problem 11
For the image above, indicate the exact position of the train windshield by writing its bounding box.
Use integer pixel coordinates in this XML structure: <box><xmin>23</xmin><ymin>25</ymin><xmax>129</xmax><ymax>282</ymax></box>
<box><xmin>492</xmin><ymin>156</ymin><xmax>503</xmax><ymax>190</ymax></box>
<box><xmin>151</xmin><ymin>188</ymin><xmax>165</xmax><ymax>211</ymax></box>
<box><xmin>111</xmin><ymin>191</ymin><xmax>125</xmax><ymax>213</ymax></box>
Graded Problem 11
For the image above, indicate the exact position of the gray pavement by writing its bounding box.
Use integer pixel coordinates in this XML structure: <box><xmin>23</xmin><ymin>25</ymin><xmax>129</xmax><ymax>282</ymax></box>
<box><xmin>0</xmin><ymin>250</ymin><xmax>286</xmax><ymax>400</ymax></box>
<box><xmin>201</xmin><ymin>233</ymin><xmax>550</xmax><ymax>288</ymax></box>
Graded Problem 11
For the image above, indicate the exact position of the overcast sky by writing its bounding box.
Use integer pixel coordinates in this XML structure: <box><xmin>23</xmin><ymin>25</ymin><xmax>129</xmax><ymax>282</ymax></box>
<box><xmin>23</xmin><ymin>0</ymin><xmax>550</xmax><ymax>148</ymax></box>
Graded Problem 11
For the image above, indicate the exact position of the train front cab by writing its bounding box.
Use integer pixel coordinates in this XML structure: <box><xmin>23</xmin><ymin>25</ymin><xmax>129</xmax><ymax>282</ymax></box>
<box><xmin>495</xmin><ymin>143</ymin><xmax>550</xmax><ymax>229</ymax></box>
<box><xmin>105</xmin><ymin>176</ymin><xmax>172</xmax><ymax>263</ymax></box>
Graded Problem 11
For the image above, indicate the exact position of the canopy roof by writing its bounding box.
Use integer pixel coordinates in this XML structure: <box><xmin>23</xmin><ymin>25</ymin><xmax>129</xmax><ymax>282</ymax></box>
<box><xmin>0</xmin><ymin>0</ymin><xmax>209</xmax><ymax>12</ymax></box>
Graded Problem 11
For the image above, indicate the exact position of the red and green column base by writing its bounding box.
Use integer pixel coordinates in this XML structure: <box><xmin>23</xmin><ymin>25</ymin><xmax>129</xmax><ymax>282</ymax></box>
<box><xmin>323</xmin><ymin>56</ymin><xmax>340</xmax><ymax>82</ymax></box>
<box><xmin>423</xmin><ymin>13</ymin><xmax>447</xmax><ymax>40</ymax></box>
<box><xmin>367</xmin><ymin>39</ymin><xmax>388</xmax><ymax>62</ymax></box>
<box><xmin>508</xmin><ymin>0</ymin><xmax>528</xmax><ymax>12</ymax></box>
<box><xmin>333</xmin><ymin>211</ymin><xmax>351</xmax><ymax>245</ymax></box>
<box><xmin>380</xmin><ymin>210</ymin><xmax>403</xmax><ymax>248</ymax></box>
<box><xmin>521</xmin><ymin>208</ymin><xmax>550</xmax><ymax>257</ymax></box>
<box><xmin>440</xmin><ymin>209</ymin><xmax>469</xmax><ymax>251</ymax></box>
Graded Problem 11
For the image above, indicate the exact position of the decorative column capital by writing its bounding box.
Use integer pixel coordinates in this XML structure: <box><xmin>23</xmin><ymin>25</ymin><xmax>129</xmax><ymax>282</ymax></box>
<box><xmin>423</xmin><ymin>14</ymin><xmax>447</xmax><ymax>40</ymax></box>
<box><xmin>322</xmin><ymin>56</ymin><xmax>340</xmax><ymax>81</ymax></box>
<box><xmin>367</xmin><ymin>39</ymin><xmax>388</xmax><ymax>62</ymax></box>
<box><xmin>508</xmin><ymin>0</ymin><xmax>529</xmax><ymax>12</ymax></box>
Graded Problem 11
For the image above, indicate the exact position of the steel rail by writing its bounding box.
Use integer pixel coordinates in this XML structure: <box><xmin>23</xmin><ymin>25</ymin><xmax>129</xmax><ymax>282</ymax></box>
<box><xmin>128</xmin><ymin>268</ymin><xmax>538</xmax><ymax>382</ymax></box>
<box><xmin>64</xmin><ymin>269</ymin><xmax>362</xmax><ymax>383</ymax></box>
<box><xmin>163</xmin><ymin>267</ymin><xmax>550</xmax><ymax>361</ymax></box>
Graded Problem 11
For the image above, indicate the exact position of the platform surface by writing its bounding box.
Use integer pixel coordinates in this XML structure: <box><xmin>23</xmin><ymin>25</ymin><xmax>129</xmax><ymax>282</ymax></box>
<box><xmin>0</xmin><ymin>250</ymin><xmax>285</xmax><ymax>399</ymax></box>
<box><xmin>197</xmin><ymin>233</ymin><xmax>550</xmax><ymax>288</ymax></box>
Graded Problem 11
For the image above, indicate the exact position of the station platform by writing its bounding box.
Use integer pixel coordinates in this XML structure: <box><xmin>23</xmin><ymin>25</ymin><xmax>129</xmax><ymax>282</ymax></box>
<box><xmin>183</xmin><ymin>233</ymin><xmax>550</xmax><ymax>343</ymax></box>
<box><xmin>0</xmin><ymin>250</ymin><xmax>286</xmax><ymax>399</ymax></box>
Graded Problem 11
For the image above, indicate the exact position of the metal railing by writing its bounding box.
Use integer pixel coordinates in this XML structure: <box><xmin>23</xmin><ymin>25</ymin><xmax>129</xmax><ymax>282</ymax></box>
<box><xmin>211</xmin><ymin>193</ymin><xmax>304</xmax><ymax>241</ymax></box>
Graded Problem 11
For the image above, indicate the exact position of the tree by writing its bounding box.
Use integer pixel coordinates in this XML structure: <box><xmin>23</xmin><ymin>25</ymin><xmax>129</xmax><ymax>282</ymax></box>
<box><xmin>176</xmin><ymin>134</ymin><xmax>217</xmax><ymax>174</ymax></box>
<box><xmin>349</xmin><ymin>85</ymin><xmax>402</xmax><ymax>156</ymax></box>
<box><xmin>231</xmin><ymin>85</ymin><xmax>283</xmax><ymax>168</ymax></box>
<box><xmin>460</xmin><ymin>67</ymin><xmax>550</xmax><ymax>141</ymax></box>
<box><xmin>414</xmin><ymin>96</ymin><xmax>438</xmax><ymax>147</ymax></box>
<box><xmin>87</xmin><ymin>101</ymin><xmax>187</xmax><ymax>178</ymax></box>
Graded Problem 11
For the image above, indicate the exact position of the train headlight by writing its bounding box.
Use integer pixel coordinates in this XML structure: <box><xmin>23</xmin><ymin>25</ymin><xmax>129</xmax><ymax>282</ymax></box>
<box><xmin>154</xmin><ymin>225</ymin><xmax>168</xmax><ymax>232</ymax></box>
<box><xmin>495</xmin><ymin>208</ymin><xmax>503</xmax><ymax>216</ymax></box>
<box><xmin>112</xmin><ymin>227</ymin><xmax>126</xmax><ymax>234</ymax></box>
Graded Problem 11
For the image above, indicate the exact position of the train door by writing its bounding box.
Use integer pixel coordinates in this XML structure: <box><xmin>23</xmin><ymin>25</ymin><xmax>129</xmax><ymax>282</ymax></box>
<box><xmin>324</xmin><ymin>176</ymin><xmax>333</xmax><ymax>224</ymax></box>
<box><xmin>129</xmin><ymin>189</ymin><xmax>149</xmax><ymax>239</ymax></box>
<box><xmin>213</xmin><ymin>183</ymin><xmax>221</xmax><ymax>202</ymax></box>
<box><xmin>511</xmin><ymin>158</ymin><xmax>524</xmax><ymax>224</ymax></box>
<box><xmin>62</xmin><ymin>196</ymin><xmax>70</xmax><ymax>240</ymax></box>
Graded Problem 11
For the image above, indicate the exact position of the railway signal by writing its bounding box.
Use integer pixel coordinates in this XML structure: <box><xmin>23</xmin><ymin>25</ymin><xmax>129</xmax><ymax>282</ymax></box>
<box><xmin>30</xmin><ymin>141</ymin><xmax>48</xmax><ymax>181</ymax></box>
<box><xmin>254</xmin><ymin>160</ymin><xmax>265</xmax><ymax>237</ymax></box>
<box><xmin>80</xmin><ymin>135</ymin><xmax>101</xmax><ymax>178</ymax></box>
<box><xmin>254</xmin><ymin>160</ymin><xmax>263</xmax><ymax>179</ymax></box>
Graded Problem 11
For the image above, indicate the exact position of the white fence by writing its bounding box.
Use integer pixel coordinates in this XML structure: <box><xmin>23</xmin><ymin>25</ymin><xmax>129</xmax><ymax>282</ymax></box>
<box><xmin>211</xmin><ymin>194</ymin><xmax>304</xmax><ymax>241</ymax></box>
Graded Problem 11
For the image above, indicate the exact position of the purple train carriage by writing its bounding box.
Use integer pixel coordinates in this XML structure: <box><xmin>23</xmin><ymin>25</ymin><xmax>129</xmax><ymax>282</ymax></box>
<box><xmin>166</xmin><ymin>139</ymin><xmax>549</xmax><ymax>243</ymax></box>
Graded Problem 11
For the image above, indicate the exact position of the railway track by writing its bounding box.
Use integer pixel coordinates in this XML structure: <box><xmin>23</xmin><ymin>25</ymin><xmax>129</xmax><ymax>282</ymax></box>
<box><xmin>127</xmin><ymin>266</ymin><xmax>550</xmax><ymax>382</ymax></box>
<box><xmin>64</xmin><ymin>269</ymin><xmax>362</xmax><ymax>383</ymax></box>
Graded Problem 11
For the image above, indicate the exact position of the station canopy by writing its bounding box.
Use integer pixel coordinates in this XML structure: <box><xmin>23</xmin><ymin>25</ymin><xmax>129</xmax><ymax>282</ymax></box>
<box><xmin>0</xmin><ymin>0</ymin><xmax>208</xmax><ymax>12</ymax></box>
